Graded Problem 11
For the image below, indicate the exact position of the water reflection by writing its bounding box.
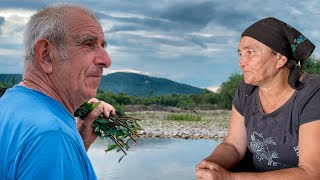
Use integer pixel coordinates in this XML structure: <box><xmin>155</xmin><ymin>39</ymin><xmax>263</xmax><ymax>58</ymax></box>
<box><xmin>88</xmin><ymin>138</ymin><xmax>219</xmax><ymax>180</ymax></box>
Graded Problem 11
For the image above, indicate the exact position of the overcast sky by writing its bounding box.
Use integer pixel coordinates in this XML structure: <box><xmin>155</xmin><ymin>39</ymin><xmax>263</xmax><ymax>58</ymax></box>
<box><xmin>0</xmin><ymin>0</ymin><xmax>319</xmax><ymax>90</ymax></box>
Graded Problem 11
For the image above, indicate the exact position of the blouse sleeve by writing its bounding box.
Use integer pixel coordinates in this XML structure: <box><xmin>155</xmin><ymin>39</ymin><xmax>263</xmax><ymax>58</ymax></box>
<box><xmin>299</xmin><ymin>88</ymin><xmax>320</xmax><ymax>126</ymax></box>
<box><xmin>233</xmin><ymin>81</ymin><xmax>247</xmax><ymax>116</ymax></box>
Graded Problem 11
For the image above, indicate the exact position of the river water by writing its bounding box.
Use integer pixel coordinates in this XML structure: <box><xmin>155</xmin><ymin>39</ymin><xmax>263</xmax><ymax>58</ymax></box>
<box><xmin>87</xmin><ymin>138</ymin><xmax>219</xmax><ymax>180</ymax></box>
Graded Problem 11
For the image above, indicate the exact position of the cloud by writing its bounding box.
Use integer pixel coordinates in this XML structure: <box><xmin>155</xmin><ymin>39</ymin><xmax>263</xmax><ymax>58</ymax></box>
<box><xmin>0</xmin><ymin>0</ymin><xmax>320</xmax><ymax>89</ymax></box>
<box><xmin>160</xmin><ymin>1</ymin><xmax>257</xmax><ymax>31</ymax></box>
<box><xmin>0</xmin><ymin>8</ymin><xmax>35</xmax><ymax>43</ymax></box>
<box><xmin>206</xmin><ymin>86</ymin><xmax>219</xmax><ymax>93</ymax></box>
<box><xmin>0</xmin><ymin>17</ymin><xmax>4</xmax><ymax>34</ymax></box>
<box><xmin>0</xmin><ymin>48</ymin><xmax>23</xmax><ymax>56</ymax></box>
<box><xmin>160</xmin><ymin>1</ymin><xmax>216</xmax><ymax>28</ymax></box>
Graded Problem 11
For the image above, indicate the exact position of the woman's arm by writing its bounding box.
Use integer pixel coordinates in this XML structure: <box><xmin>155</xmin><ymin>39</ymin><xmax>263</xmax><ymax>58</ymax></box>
<box><xmin>196</xmin><ymin>120</ymin><xmax>320</xmax><ymax>180</ymax></box>
<box><xmin>199</xmin><ymin>105</ymin><xmax>248</xmax><ymax>169</ymax></box>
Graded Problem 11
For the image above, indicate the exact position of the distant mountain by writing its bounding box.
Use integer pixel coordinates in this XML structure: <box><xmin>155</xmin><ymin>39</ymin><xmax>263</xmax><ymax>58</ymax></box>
<box><xmin>100</xmin><ymin>72</ymin><xmax>204</xmax><ymax>96</ymax></box>
<box><xmin>0</xmin><ymin>72</ymin><xmax>204</xmax><ymax>96</ymax></box>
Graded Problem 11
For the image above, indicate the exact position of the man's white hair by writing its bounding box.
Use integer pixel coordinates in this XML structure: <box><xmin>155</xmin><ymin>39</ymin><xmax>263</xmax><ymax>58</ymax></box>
<box><xmin>23</xmin><ymin>3</ymin><xmax>97</xmax><ymax>62</ymax></box>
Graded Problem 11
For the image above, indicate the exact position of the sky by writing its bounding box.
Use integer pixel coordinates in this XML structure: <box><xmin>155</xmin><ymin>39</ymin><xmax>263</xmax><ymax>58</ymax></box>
<box><xmin>0</xmin><ymin>0</ymin><xmax>319</xmax><ymax>91</ymax></box>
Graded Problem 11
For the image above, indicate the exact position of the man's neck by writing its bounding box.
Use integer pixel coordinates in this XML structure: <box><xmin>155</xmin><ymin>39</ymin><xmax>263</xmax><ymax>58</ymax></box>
<box><xmin>20</xmin><ymin>70</ymin><xmax>76</xmax><ymax>115</ymax></box>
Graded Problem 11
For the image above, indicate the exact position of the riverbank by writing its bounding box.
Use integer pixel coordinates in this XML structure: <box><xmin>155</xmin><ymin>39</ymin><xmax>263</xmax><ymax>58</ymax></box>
<box><xmin>126</xmin><ymin>110</ymin><xmax>230</xmax><ymax>141</ymax></box>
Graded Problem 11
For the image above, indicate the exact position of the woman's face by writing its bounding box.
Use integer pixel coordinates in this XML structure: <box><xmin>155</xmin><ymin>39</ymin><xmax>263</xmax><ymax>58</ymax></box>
<box><xmin>238</xmin><ymin>36</ymin><xmax>280</xmax><ymax>86</ymax></box>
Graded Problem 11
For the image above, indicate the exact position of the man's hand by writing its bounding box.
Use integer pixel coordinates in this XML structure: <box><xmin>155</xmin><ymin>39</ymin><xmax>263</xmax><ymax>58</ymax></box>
<box><xmin>76</xmin><ymin>98</ymin><xmax>116</xmax><ymax>151</ymax></box>
<box><xmin>195</xmin><ymin>160</ymin><xmax>233</xmax><ymax>180</ymax></box>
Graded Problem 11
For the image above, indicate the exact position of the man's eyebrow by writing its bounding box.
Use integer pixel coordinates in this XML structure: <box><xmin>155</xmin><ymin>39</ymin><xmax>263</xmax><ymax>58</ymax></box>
<box><xmin>73</xmin><ymin>35</ymin><xmax>107</xmax><ymax>48</ymax></box>
<box><xmin>81</xmin><ymin>35</ymin><xmax>97</xmax><ymax>43</ymax></box>
<box><xmin>72</xmin><ymin>35</ymin><xmax>96</xmax><ymax>44</ymax></box>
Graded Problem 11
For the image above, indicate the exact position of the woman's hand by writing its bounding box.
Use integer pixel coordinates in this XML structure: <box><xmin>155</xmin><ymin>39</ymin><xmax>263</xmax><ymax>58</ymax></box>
<box><xmin>195</xmin><ymin>160</ymin><xmax>233</xmax><ymax>180</ymax></box>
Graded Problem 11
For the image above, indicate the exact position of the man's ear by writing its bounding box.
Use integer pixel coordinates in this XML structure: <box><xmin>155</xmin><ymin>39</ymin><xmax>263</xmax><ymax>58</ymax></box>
<box><xmin>34</xmin><ymin>38</ymin><xmax>54</xmax><ymax>74</ymax></box>
<box><xmin>276</xmin><ymin>54</ymin><xmax>288</xmax><ymax>69</ymax></box>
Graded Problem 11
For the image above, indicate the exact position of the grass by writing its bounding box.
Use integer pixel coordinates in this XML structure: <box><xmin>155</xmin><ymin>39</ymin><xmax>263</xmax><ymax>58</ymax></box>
<box><xmin>165</xmin><ymin>113</ymin><xmax>201</xmax><ymax>121</ymax></box>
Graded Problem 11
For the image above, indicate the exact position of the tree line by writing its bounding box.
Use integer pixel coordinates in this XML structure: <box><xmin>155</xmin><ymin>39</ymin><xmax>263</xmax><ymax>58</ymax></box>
<box><xmin>1</xmin><ymin>56</ymin><xmax>320</xmax><ymax>110</ymax></box>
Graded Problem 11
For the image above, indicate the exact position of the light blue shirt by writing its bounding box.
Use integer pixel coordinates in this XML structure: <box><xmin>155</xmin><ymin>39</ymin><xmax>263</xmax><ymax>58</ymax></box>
<box><xmin>0</xmin><ymin>85</ymin><xmax>97</xmax><ymax>180</ymax></box>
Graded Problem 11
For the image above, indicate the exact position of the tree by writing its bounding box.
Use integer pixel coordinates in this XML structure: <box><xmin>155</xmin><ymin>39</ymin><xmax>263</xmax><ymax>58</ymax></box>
<box><xmin>217</xmin><ymin>73</ymin><xmax>243</xmax><ymax>109</ymax></box>
<box><xmin>303</xmin><ymin>55</ymin><xmax>320</xmax><ymax>74</ymax></box>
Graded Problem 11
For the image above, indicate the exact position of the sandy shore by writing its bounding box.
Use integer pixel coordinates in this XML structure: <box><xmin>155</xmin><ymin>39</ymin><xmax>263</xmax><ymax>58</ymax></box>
<box><xmin>127</xmin><ymin>110</ymin><xmax>230</xmax><ymax>140</ymax></box>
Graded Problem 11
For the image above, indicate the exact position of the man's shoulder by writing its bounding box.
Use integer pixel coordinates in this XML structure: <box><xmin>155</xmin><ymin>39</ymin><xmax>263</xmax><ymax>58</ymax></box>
<box><xmin>1</xmin><ymin>85</ymin><xmax>74</xmax><ymax>129</ymax></box>
<box><xmin>0</xmin><ymin>87</ymin><xmax>78</xmax><ymax>144</ymax></box>
<box><xmin>1</xmin><ymin>97</ymin><xmax>62</xmax><ymax>131</ymax></box>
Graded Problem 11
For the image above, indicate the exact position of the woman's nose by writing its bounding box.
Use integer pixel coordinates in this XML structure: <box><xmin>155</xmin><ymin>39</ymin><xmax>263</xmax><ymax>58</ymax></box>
<box><xmin>238</xmin><ymin>56</ymin><xmax>246</xmax><ymax>69</ymax></box>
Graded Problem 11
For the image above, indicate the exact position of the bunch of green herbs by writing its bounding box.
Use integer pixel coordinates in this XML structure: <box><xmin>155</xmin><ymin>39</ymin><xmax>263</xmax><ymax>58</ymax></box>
<box><xmin>74</xmin><ymin>101</ymin><xmax>143</xmax><ymax>162</ymax></box>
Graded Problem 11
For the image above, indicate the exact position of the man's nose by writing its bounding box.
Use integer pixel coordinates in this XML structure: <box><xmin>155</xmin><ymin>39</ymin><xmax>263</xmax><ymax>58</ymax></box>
<box><xmin>95</xmin><ymin>46</ymin><xmax>112</xmax><ymax>68</ymax></box>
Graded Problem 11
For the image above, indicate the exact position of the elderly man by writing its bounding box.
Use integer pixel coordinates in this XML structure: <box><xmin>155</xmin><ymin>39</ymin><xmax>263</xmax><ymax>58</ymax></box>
<box><xmin>0</xmin><ymin>4</ymin><xmax>115</xmax><ymax>179</ymax></box>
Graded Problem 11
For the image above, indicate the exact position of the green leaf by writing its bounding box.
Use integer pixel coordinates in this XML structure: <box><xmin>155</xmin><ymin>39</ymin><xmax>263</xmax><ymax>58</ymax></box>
<box><xmin>95</xmin><ymin>118</ymin><xmax>106</xmax><ymax>124</ymax></box>
<box><xmin>119</xmin><ymin>126</ymin><xmax>128</xmax><ymax>131</ymax></box>
<box><xmin>94</xmin><ymin>126</ymin><xmax>100</xmax><ymax>132</ymax></box>
<box><xmin>107</xmin><ymin>129</ymin><xmax>116</xmax><ymax>135</ymax></box>
<box><xmin>115</xmin><ymin>130</ymin><xmax>125</xmax><ymax>137</ymax></box>
<box><xmin>96</xmin><ymin>131</ymin><xmax>102</xmax><ymax>137</ymax></box>
<box><xmin>91</xmin><ymin>101</ymin><xmax>101</xmax><ymax>109</ymax></box>
<box><xmin>125</xmin><ymin>139</ymin><xmax>132</xmax><ymax>151</ymax></box>
<box><xmin>114</xmin><ymin>105</ymin><xmax>126</xmax><ymax>116</ymax></box>
<box><xmin>106</xmin><ymin>144</ymin><xmax>118</xmax><ymax>152</ymax></box>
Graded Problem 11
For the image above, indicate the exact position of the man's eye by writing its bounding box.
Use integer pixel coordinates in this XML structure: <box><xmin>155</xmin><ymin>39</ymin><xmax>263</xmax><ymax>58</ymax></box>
<box><xmin>85</xmin><ymin>43</ymin><xmax>94</xmax><ymax>47</ymax></box>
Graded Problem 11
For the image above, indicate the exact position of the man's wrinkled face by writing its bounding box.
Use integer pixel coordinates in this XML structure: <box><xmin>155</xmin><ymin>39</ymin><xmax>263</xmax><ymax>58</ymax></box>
<box><xmin>52</xmin><ymin>9</ymin><xmax>111</xmax><ymax>102</ymax></box>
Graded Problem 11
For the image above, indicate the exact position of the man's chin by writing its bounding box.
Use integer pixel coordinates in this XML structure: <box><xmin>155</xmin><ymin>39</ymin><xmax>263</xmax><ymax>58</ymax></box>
<box><xmin>83</xmin><ymin>89</ymin><xmax>98</xmax><ymax>100</ymax></box>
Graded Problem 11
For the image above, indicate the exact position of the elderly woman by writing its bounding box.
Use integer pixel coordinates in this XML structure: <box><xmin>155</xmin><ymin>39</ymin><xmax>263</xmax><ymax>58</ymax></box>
<box><xmin>196</xmin><ymin>17</ymin><xmax>320</xmax><ymax>179</ymax></box>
